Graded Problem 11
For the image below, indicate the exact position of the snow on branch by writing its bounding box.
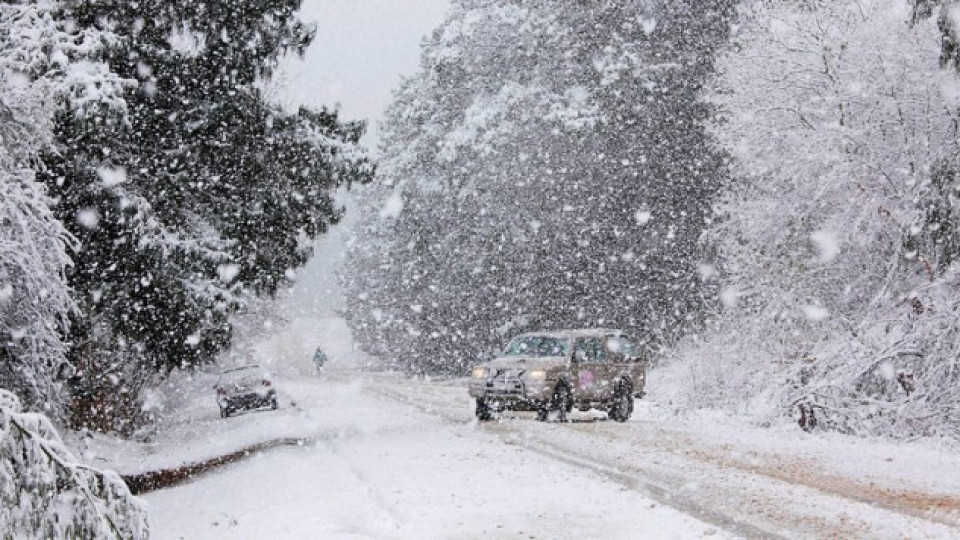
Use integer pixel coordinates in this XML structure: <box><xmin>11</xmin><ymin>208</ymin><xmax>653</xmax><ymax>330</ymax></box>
<box><xmin>658</xmin><ymin>0</ymin><xmax>960</xmax><ymax>440</ymax></box>
<box><xmin>0</xmin><ymin>390</ymin><xmax>149</xmax><ymax>538</ymax></box>
<box><xmin>0</xmin><ymin>0</ymin><xmax>131</xmax><ymax>411</ymax></box>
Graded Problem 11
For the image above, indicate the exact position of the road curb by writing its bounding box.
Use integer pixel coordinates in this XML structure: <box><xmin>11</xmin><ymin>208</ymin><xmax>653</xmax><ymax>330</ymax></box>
<box><xmin>122</xmin><ymin>437</ymin><xmax>309</xmax><ymax>495</ymax></box>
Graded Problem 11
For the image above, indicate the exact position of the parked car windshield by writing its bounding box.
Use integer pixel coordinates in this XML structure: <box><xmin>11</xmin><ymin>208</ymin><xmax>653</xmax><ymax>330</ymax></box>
<box><xmin>502</xmin><ymin>336</ymin><xmax>570</xmax><ymax>357</ymax></box>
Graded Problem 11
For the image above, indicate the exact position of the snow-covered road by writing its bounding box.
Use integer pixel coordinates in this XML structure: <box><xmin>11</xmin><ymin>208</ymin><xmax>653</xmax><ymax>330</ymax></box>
<box><xmin>366</xmin><ymin>376</ymin><xmax>960</xmax><ymax>539</ymax></box>
<box><xmin>138</xmin><ymin>371</ymin><xmax>960</xmax><ymax>539</ymax></box>
<box><xmin>143</xmin><ymin>375</ymin><xmax>728</xmax><ymax>539</ymax></box>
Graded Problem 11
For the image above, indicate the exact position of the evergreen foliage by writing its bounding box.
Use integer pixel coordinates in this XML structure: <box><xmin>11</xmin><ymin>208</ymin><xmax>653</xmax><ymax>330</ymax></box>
<box><xmin>36</xmin><ymin>0</ymin><xmax>372</xmax><ymax>433</ymax></box>
<box><xmin>1</xmin><ymin>0</ymin><xmax>127</xmax><ymax>415</ymax></box>
<box><xmin>343</xmin><ymin>0</ymin><xmax>734</xmax><ymax>374</ymax></box>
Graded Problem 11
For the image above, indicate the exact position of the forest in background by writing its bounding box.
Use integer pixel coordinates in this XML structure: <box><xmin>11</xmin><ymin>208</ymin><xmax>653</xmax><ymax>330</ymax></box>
<box><xmin>343</xmin><ymin>0</ymin><xmax>734</xmax><ymax>373</ymax></box>
<box><xmin>343</xmin><ymin>0</ymin><xmax>960</xmax><ymax>441</ymax></box>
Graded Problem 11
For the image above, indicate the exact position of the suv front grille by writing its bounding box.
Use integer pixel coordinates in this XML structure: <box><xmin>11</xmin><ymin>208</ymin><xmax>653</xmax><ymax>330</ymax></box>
<box><xmin>486</xmin><ymin>369</ymin><xmax>526</xmax><ymax>395</ymax></box>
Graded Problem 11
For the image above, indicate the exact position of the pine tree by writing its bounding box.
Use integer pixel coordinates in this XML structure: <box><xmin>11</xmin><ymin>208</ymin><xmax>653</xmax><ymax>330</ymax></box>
<box><xmin>39</xmin><ymin>0</ymin><xmax>372</xmax><ymax>433</ymax></box>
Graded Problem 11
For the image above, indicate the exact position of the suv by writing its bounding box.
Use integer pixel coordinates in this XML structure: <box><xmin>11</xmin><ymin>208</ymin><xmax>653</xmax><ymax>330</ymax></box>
<box><xmin>468</xmin><ymin>329</ymin><xmax>646</xmax><ymax>422</ymax></box>
<box><xmin>215</xmin><ymin>365</ymin><xmax>278</xmax><ymax>418</ymax></box>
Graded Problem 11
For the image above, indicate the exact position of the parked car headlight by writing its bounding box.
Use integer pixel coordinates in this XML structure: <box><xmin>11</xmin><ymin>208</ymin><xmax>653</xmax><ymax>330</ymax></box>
<box><xmin>471</xmin><ymin>367</ymin><xmax>489</xmax><ymax>379</ymax></box>
<box><xmin>526</xmin><ymin>369</ymin><xmax>547</xmax><ymax>381</ymax></box>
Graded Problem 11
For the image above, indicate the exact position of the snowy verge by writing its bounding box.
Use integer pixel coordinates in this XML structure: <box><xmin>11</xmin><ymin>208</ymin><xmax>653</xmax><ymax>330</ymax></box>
<box><xmin>64</xmin><ymin>368</ymin><xmax>378</xmax><ymax>478</ymax></box>
<box><xmin>648</xmin><ymin>358</ymin><xmax>960</xmax><ymax>497</ymax></box>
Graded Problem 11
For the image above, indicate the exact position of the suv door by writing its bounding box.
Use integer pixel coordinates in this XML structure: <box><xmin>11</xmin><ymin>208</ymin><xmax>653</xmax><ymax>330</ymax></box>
<box><xmin>605</xmin><ymin>334</ymin><xmax>645</xmax><ymax>396</ymax></box>
<box><xmin>572</xmin><ymin>337</ymin><xmax>609</xmax><ymax>401</ymax></box>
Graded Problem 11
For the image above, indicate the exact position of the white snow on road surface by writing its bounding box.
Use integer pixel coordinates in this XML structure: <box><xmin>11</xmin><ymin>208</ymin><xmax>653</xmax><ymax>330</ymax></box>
<box><xmin>71</xmin><ymin>317</ymin><xmax>960</xmax><ymax>539</ymax></box>
<box><xmin>131</xmin><ymin>365</ymin><xmax>960</xmax><ymax>539</ymax></box>
<box><xmin>144</xmin><ymin>376</ymin><xmax>725</xmax><ymax>540</ymax></box>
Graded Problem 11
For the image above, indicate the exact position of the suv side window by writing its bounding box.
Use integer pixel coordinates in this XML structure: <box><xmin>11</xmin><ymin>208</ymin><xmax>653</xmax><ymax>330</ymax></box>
<box><xmin>606</xmin><ymin>335</ymin><xmax>639</xmax><ymax>362</ymax></box>
<box><xmin>574</xmin><ymin>337</ymin><xmax>607</xmax><ymax>363</ymax></box>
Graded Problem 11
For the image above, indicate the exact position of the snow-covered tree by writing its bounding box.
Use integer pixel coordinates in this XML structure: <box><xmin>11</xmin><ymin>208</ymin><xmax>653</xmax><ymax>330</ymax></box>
<box><xmin>38</xmin><ymin>0</ymin><xmax>372</xmax><ymax>433</ymax></box>
<box><xmin>343</xmin><ymin>0</ymin><xmax>734</xmax><ymax>374</ymax></box>
<box><xmin>0</xmin><ymin>390</ymin><xmax>148</xmax><ymax>539</ymax></box>
<box><xmin>663</xmin><ymin>0</ymin><xmax>960</xmax><ymax>439</ymax></box>
<box><xmin>0</xmin><ymin>0</ymin><xmax>128</xmax><ymax>413</ymax></box>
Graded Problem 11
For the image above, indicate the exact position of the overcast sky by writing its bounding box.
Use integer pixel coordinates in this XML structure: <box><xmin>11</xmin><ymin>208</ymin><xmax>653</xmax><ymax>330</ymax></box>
<box><xmin>276</xmin><ymin>0</ymin><xmax>451</xmax><ymax>150</ymax></box>
<box><xmin>277</xmin><ymin>1</ymin><xmax>450</xmax><ymax>319</ymax></box>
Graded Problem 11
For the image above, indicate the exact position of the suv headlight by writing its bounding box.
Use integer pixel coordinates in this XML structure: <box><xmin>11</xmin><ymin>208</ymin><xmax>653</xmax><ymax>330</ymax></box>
<box><xmin>526</xmin><ymin>369</ymin><xmax>547</xmax><ymax>381</ymax></box>
<box><xmin>471</xmin><ymin>367</ymin><xmax>489</xmax><ymax>379</ymax></box>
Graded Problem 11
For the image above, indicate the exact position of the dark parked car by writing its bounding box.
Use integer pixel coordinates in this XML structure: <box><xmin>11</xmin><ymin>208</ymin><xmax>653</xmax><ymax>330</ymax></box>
<box><xmin>215</xmin><ymin>365</ymin><xmax>278</xmax><ymax>418</ymax></box>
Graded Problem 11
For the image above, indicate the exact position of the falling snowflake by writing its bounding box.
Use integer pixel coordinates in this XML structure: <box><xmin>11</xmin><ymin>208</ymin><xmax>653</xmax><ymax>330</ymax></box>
<box><xmin>802</xmin><ymin>305</ymin><xmax>830</xmax><ymax>321</ymax></box>
<box><xmin>217</xmin><ymin>264</ymin><xmax>241</xmax><ymax>283</ymax></box>
<box><xmin>76</xmin><ymin>208</ymin><xmax>100</xmax><ymax>229</ymax></box>
<box><xmin>810</xmin><ymin>230</ymin><xmax>840</xmax><ymax>263</ymax></box>
<box><xmin>635</xmin><ymin>210</ymin><xmax>652</xmax><ymax>226</ymax></box>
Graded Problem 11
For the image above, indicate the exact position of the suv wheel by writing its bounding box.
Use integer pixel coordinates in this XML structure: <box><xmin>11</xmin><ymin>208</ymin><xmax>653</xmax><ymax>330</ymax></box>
<box><xmin>475</xmin><ymin>398</ymin><xmax>494</xmax><ymax>421</ymax></box>
<box><xmin>608</xmin><ymin>380</ymin><xmax>634</xmax><ymax>423</ymax></box>
<box><xmin>549</xmin><ymin>384</ymin><xmax>572</xmax><ymax>422</ymax></box>
<box><xmin>535</xmin><ymin>407</ymin><xmax>548</xmax><ymax>422</ymax></box>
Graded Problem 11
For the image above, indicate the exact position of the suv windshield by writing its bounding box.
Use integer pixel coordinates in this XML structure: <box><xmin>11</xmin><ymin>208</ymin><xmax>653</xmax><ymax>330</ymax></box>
<box><xmin>502</xmin><ymin>336</ymin><xmax>570</xmax><ymax>357</ymax></box>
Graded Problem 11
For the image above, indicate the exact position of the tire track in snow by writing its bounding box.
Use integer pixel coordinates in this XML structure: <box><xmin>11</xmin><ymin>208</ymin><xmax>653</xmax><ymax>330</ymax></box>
<box><xmin>366</xmin><ymin>377</ymin><xmax>960</xmax><ymax>538</ymax></box>
<box><xmin>363</xmin><ymin>380</ymin><xmax>784</xmax><ymax>539</ymax></box>
<box><xmin>558</xmin><ymin>418</ymin><xmax>960</xmax><ymax>532</ymax></box>
<box><xmin>315</xmin><ymin>436</ymin><xmax>404</xmax><ymax>533</ymax></box>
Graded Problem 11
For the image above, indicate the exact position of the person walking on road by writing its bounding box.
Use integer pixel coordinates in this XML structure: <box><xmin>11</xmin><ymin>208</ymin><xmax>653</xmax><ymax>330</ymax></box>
<box><xmin>312</xmin><ymin>347</ymin><xmax>327</xmax><ymax>373</ymax></box>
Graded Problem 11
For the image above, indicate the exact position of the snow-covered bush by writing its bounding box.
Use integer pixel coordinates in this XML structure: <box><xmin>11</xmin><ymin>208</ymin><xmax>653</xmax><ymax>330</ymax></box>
<box><xmin>0</xmin><ymin>390</ymin><xmax>148</xmax><ymax>538</ymax></box>
<box><xmin>661</xmin><ymin>0</ymin><xmax>960</xmax><ymax>439</ymax></box>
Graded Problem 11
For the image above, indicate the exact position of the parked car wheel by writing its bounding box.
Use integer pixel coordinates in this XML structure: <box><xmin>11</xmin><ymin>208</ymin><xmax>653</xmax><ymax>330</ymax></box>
<box><xmin>608</xmin><ymin>380</ymin><xmax>634</xmax><ymax>422</ymax></box>
<box><xmin>535</xmin><ymin>403</ymin><xmax>549</xmax><ymax>422</ymax></box>
<box><xmin>475</xmin><ymin>398</ymin><xmax>494</xmax><ymax>421</ymax></box>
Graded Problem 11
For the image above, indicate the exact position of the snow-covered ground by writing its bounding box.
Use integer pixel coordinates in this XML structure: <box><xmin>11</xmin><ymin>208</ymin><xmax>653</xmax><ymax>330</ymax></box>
<box><xmin>369</xmin><ymin>377</ymin><xmax>960</xmax><ymax>538</ymax></box>
<box><xmin>70</xmin><ymin>318</ymin><xmax>960</xmax><ymax>539</ymax></box>
<box><xmin>143</xmin><ymin>374</ymin><xmax>727</xmax><ymax>539</ymax></box>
